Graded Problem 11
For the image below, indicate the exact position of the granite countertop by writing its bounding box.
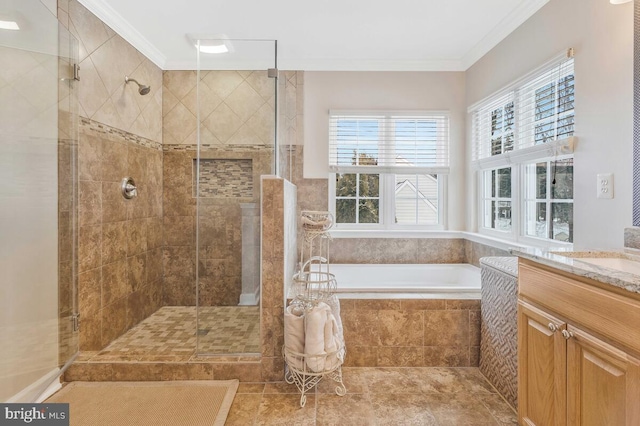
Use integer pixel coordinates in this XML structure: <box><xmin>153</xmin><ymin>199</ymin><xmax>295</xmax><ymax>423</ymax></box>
<box><xmin>510</xmin><ymin>247</ymin><xmax>640</xmax><ymax>294</ymax></box>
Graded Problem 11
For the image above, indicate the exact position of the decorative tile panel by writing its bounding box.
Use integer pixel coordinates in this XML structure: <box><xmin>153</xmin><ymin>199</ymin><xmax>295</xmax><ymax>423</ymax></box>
<box><xmin>193</xmin><ymin>159</ymin><xmax>253</xmax><ymax>198</ymax></box>
<box><xmin>479</xmin><ymin>257</ymin><xmax>518</xmax><ymax>409</ymax></box>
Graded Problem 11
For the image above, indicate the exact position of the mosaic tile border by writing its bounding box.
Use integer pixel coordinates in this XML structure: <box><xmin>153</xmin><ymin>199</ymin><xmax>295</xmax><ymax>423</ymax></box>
<box><xmin>194</xmin><ymin>159</ymin><xmax>253</xmax><ymax>198</ymax></box>
<box><xmin>80</xmin><ymin>118</ymin><xmax>162</xmax><ymax>151</ymax></box>
<box><xmin>163</xmin><ymin>144</ymin><xmax>273</xmax><ymax>152</ymax></box>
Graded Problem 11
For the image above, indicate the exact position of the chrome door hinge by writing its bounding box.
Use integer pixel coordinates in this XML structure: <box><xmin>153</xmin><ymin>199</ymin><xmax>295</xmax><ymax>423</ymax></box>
<box><xmin>73</xmin><ymin>64</ymin><xmax>80</xmax><ymax>81</ymax></box>
<box><xmin>72</xmin><ymin>313</ymin><xmax>80</xmax><ymax>332</ymax></box>
<box><xmin>267</xmin><ymin>68</ymin><xmax>278</xmax><ymax>79</ymax></box>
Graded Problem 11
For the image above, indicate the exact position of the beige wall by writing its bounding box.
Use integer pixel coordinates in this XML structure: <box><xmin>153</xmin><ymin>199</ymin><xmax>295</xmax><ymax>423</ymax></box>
<box><xmin>465</xmin><ymin>0</ymin><xmax>633</xmax><ymax>249</ymax></box>
<box><xmin>303</xmin><ymin>71</ymin><xmax>467</xmax><ymax>230</ymax></box>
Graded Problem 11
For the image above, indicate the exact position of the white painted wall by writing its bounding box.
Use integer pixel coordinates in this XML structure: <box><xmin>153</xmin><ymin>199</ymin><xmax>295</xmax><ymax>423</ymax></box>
<box><xmin>303</xmin><ymin>71</ymin><xmax>467</xmax><ymax>230</ymax></box>
<box><xmin>465</xmin><ymin>0</ymin><xmax>633</xmax><ymax>249</ymax></box>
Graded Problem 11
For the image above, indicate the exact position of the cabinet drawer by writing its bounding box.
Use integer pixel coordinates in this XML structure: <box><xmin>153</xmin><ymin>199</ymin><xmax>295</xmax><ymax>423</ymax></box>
<box><xmin>519</xmin><ymin>261</ymin><xmax>640</xmax><ymax>356</ymax></box>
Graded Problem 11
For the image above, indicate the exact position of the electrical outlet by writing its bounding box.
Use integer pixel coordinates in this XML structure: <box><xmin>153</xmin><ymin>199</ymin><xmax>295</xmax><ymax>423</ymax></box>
<box><xmin>597</xmin><ymin>173</ymin><xmax>614</xmax><ymax>199</ymax></box>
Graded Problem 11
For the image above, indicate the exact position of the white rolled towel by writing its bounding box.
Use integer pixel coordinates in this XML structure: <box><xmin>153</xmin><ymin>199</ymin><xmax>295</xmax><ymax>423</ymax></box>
<box><xmin>326</xmin><ymin>294</ymin><xmax>344</xmax><ymax>343</ymax></box>
<box><xmin>305</xmin><ymin>302</ymin><xmax>330</xmax><ymax>372</ymax></box>
<box><xmin>284</xmin><ymin>304</ymin><xmax>305</xmax><ymax>370</ymax></box>
<box><xmin>324</xmin><ymin>312</ymin><xmax>344</xmax><ymax>371</ymax></box>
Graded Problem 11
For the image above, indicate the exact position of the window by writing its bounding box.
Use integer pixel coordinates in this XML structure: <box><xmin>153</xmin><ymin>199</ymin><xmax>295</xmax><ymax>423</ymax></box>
<box><xmin>329</xmin><ymin>112</ymin><xmax>449</xmax><ymax>229</ymax></box>
<box><xmin>523</xmin><ymin>159</ymin><xmax>573</xmax><ymax>242</ymax></box>
<box><xmin>471</xmin><ymin>49</ymin><xmax>575</xmax><ymax>244</ymax></box>
<box><xmin>482</xmin><ymin>167</ymin><xmax>512</xmax><ymax>232</ymax></box>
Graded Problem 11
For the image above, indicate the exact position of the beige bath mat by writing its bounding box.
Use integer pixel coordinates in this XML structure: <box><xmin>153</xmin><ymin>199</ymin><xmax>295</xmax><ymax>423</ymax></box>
<box><xmin>46</xmin><ymin>380</ymin><xmax>238</xmax><ymax>426</ymax></box>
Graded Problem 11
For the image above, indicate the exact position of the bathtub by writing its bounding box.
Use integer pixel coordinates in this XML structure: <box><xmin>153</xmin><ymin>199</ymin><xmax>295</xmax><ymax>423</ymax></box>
<box><xmin>323</xmin><ymin>263</ymin><xmax>481</xmax><ymax>299</ymax></box>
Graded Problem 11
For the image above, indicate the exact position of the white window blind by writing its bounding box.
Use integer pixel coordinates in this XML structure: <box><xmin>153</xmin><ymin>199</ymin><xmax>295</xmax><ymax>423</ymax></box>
<box><xmin>471</xmin><ymin>49</ymin><xmax>575</xmax><ymax>168</ymax></box>
<box><xmin>328</xmin><ymin>111</ymin><xmax>450</xmax><ymax>174</ymax></box>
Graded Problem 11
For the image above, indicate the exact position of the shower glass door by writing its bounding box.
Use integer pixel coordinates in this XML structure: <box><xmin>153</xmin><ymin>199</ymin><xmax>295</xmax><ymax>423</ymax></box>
<box><xmin>194</xmin><ymin>38</ymin><xmax>277</xmax><ymax>355</ymax></box>
<box><xmin>0</xmin><ymin>0</ymin><xmax>79</xmax><ymax>402</ymax></box>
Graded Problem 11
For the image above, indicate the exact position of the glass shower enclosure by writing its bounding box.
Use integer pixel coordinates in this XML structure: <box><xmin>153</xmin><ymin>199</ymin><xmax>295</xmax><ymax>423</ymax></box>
<box><xmin>0</xmin><ymin>0</ymin><xmax>79</xmax><ymax>402</ymax></box>
<box><xmin>193</xmin><ymin>37</ymin><xmax>277</xmax><ymax>355</ymax></box>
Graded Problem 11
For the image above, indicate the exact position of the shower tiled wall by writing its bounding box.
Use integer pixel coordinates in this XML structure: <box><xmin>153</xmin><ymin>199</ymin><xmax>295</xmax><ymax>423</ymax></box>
<box><xmin>162</xmin><ymin>70</ymin><xmax>274</xmax><ymax>307</ymax></box>
<box><xmin>162</xmin><ymin>147</ymin><xmax>271</xmax><ymax>306</ymax></box>
<box><xmin>67</xmin><ymin>1</ymin><xmax>162</xmax><ymax>143</ymax></box>
<box><xmin>78</xmin><ymin>119</ymin><xmax>163</xmax><ymax>351</ymax></box>
<box><xmin>260</xmin><ymin>177</ymin><xmax>297</xmax><ymax>381</ymax></box>
<box><xmin>65</xmin><ymin>0</ymin><xmax>164</xmax><ymax>351</ymax></box>
<box><xmin>162</xmin><ymin>70</ymin><xmax>274</xmax><ymax>147</ymax></box>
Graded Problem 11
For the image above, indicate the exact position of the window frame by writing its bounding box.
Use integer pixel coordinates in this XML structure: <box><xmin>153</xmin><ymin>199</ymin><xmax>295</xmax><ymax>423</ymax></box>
<box><xmin>478</xmin><ymin>166</ymin><xmax>517</xmax><ymax>240</ymax></box>
<box><xmin>472</xmin><ymin>51</ymin><xmax>575</xmax><ymax>247</ymax></box>
<box><xmin>328</xmin><ymin>111</ymin><xmax>449</xmax><ymax>231</ymax></box>
<box><xmin>521</xmin><ymin>157</ymin><xmax>574</xmax><ymax>245</ymax></box>
<box><xmin>329</xmin><ymin>172</ymin><xmax>447</xmax><ymax>231</ymax></box>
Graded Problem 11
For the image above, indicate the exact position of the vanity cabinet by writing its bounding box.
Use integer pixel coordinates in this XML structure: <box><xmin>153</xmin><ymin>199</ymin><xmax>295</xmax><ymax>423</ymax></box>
<box><xmin>517</xmin><ymin>259</ymin><xmax>640</xmax><ymax>426</ymax></box>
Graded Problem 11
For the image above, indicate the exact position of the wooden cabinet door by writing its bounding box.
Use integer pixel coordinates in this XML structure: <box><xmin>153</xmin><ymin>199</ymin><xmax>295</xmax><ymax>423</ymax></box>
<box><xmin>518</xmin><ymin>301</ymin><xmax>567</xmax><ymax>426</ymax></box>
<box><xmin>566</xmin><ymin>325</ymin><xmax>640</xmax><ymax>426</ymax></box>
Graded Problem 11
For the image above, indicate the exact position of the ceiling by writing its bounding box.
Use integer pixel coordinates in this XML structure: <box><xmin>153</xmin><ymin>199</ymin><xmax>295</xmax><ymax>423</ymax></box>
<box><xmin>78</xmin><ymin>0</ymin><xmax>550</xmax><ymax>71</ymax></box>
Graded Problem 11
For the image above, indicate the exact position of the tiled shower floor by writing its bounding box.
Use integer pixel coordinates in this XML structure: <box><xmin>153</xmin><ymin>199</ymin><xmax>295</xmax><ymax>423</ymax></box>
<box><xmin>83</xmin><ymin>306</ymin><xmax>260</xmax><ymax>362</ymax></box>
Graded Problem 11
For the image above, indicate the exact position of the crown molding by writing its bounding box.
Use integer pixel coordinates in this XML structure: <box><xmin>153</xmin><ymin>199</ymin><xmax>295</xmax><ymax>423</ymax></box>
<box><xmin>78</xmin><ymin>0</ymin><xmax>546</xmax><ymax>72</ymax></box>
<box><xmin>164</xmin><ymin>58</ymin><xmax>466</xmax><ymax>72</ymax></box>
<box><xmin>461</xmin><ymin>0</ymin><xmax>550</xmax><ymax>70</ymax></box>
<box><xmin>77</xmin><ymin>0</ymin><xmax>166</xmax><ymax>69</ymax></box>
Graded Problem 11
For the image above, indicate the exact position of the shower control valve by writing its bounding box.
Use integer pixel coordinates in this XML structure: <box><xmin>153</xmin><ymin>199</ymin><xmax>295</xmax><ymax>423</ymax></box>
<box><xmin>121</xmin><ymin>177</ymin><xmax>138</xmax><ymax>199</ymax></box>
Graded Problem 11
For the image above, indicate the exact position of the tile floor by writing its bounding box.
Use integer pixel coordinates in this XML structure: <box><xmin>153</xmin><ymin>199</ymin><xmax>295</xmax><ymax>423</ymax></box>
<box><xmin>226</xmin><ymin>367</ymin><xmax>517</xmax><ymax>425</ymax></box>
<box><xmin>84</xmin><ymin>306</ymin><xmax>260</xmax><ymax>361</ymax></box>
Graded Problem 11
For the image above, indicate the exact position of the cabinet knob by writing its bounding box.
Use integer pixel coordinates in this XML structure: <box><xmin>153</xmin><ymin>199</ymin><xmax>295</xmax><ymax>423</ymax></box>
<box><xmin>548</xmin><ymin>323</ymin><xmax>558</xmax><ymax>332</ymax></box>
<box><xmin>562</xmin><ymin>330</ymin><xmax>574</xmax><ymax>340</ymax></box>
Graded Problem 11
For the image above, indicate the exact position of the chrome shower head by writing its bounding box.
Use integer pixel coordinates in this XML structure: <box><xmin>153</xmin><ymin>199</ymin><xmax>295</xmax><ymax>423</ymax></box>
<box><xmin>125</xmin><ymin>76</ymin><xmax>151</xmax><ymax>96</ymax></box>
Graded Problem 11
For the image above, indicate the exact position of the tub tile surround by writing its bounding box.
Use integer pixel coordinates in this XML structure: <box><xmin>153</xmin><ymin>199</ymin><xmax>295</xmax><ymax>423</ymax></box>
<box><xmin>340</xmin><ymin>299</ymin><xmax>481</xmax><ymax>368</ymax></box>
<box><xmin>331</xmin><ymin>238</ymin><xmax>467</xmax><ymax>264</ymax></box>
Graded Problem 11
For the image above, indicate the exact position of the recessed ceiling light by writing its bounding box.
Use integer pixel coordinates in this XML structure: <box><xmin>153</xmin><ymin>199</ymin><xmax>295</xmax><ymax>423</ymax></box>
<box><xmin>610</xmin><ymin>0</ymin><xmax>632</xmax><ymax>4</ymax></box>
<box><xmin>0</xmin><ymin>20</ymin><xmax>19</xmax><ymax>30</ymax></box>
<box><xmin>187</xmin><ymin>33</ymin><xmax>234</xmax><ymax>55</ymax></box>
<box><xmin>198</xmin><ymin>44</ymin><xmax>229</xmax><ymax>54</ymax></box>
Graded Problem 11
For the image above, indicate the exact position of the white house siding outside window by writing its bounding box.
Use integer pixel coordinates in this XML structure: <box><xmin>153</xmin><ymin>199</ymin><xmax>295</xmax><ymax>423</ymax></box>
<box><xmin>471</xmin><ymin>50</ymin><xmax>575</xmax><ymax>244</ymax></box>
